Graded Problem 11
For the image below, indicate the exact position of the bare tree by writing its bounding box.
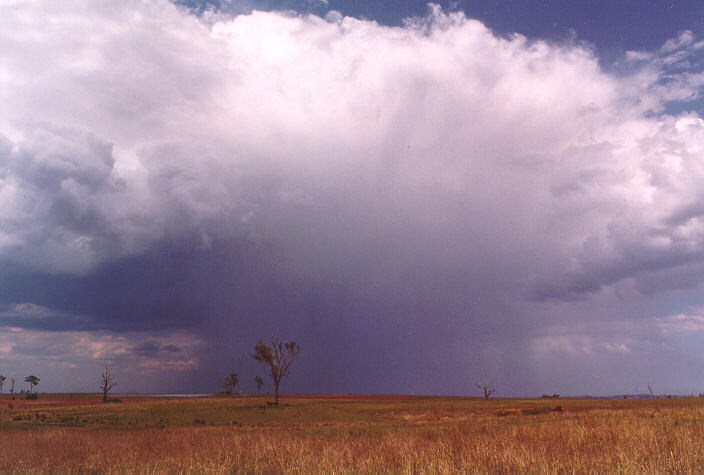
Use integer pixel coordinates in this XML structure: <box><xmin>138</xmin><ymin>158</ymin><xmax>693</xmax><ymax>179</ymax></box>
<box><xmin>255</xmin><ymin>376</ymin><xmax>264</xmax><ymax>394</ymax></box>
<box><xmin>218</xmin><ymin>373</ymin><xmax>239</xmax><ymax>394</ymax></box>
<box><xmin>0</xmin><ymin>375</ymin><xmax>5</xmax><ymax>393</ymax></box>
<box><xmin>476</xmin><ymin>378</ymin><xmax>495</xmax><ymax>400</ymax></box>
<box><xmin>25</xmin><ymin>375</ymin><xmax>39</xmax><ymax>395</ymax></box>
<box><xmin>100</xmin><ymin>367</ymin><xmax>117</xmax><ymax>402</ymax></box>
<box><xmin>252</xmin><ymin>336</ymin><xmax>300</xmax><ymax>407</ymax></box>
<box><xmin>10</xmin><ymin>376</ymin><xmax>15</xmax><ymax>394</ymax></box>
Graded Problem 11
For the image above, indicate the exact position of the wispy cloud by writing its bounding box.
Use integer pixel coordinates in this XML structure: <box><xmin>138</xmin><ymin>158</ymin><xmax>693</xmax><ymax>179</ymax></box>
<box><xmin>0</xmin><ymin>327</ymin><xmax>205</xmax><ymax>373</ymax></box>
<box><xmin>655</xmin><ymin>308</ymin><xmax>704</xmax><ymax>334</ymax></box>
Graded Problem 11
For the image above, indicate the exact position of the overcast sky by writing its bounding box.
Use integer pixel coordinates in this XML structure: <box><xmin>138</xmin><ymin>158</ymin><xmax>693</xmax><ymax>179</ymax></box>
<box><xmin>1</xmin><ymin>0</ymin><xmax>703</xmax><ymax>396</ymax></box>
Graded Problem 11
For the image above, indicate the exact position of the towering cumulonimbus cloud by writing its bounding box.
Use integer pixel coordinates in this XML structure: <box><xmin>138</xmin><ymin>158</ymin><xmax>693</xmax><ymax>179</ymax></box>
<box><xmin>1</xmin><ymin>0</ymin><xmax>704</xmax><ymax>393</ymax></box>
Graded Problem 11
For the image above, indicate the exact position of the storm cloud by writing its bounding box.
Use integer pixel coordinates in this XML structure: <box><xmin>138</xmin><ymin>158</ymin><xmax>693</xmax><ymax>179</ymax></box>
<box><xmin>1</xmin><ymin>0</ymin><xmax>704</xmax><ymax>395</ymax></box>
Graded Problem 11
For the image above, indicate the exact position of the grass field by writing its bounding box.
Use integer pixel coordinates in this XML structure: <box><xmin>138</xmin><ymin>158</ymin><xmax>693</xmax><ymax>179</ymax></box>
<box><xmin>1</xmin><ymin>393</ymin><xmax>704</xmax><ymax>471</ymax></box>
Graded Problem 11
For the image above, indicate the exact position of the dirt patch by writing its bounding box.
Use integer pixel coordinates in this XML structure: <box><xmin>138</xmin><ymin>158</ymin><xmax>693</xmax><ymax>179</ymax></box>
<box><xmin>495</xmin><ymin>406</ymin><xmax>563</xmax><ymax>417</ymax></box>
<box><xmin>399</xmin><ymin>412</ymin><xmax>430</xmax><ymax>421</ymax></box>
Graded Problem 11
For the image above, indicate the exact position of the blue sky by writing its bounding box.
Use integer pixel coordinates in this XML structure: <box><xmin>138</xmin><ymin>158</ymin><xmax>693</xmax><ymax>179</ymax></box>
<box><xmin>181</xmin><ymin>0</ymin><xmax>703</xmax><ymax>51</ymax></box>
<box><xmin>0</xmin><ymin>0</ymin><xmax>703</xmax><ymax>396</ymax></box>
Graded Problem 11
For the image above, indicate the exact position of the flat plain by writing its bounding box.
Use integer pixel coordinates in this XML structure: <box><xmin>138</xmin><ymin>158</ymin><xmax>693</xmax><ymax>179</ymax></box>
<box><xmin>1</xmin><ymin>393</ymin><xmax>703</xmax><ymax>472</ymax></box>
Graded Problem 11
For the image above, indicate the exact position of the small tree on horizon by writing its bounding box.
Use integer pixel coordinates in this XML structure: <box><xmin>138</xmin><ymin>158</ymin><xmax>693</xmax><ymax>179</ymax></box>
<box><xmin>25</xmin><ymin>375</ymin><xmax>39</xmax><ymax>395</ymax></box>
<box><xmin>252</xmin><ymin>336</ymin><xmax>300</xmax><ymax>407</ymax></box>
<box><xmin>10</xmin><ymin>376</ymin><xmax>15</xmax><ymax>394</ymax></box>
<box><xmin>255</xmin><ymin>375</ymin><xmax>264</xmax><ymax>394</ymax></box>
<box><xmin>477</xmin><ymin>378</ymin><xmax>495</xmax><ymax>400</ymax></box>
<box><xmin>0</xmin><ymin>375</ymin><xmax>5</xmax><ymax>393</ymax></box>
<box><xmin>100</xmin><ymin>367</ymin><xmax>117</xmax><ymax>402</ymax></box>
<box><xmin>218</xmin><ymin>373</ymin><xmax>239</xmax><ymax>394</ymax></box>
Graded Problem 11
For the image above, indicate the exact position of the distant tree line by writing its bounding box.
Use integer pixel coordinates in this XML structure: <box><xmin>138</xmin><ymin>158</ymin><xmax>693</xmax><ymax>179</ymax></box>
<box><xmin>218</xmin><ymin>373</ymin><xmax>239</xmax><ymax>394</ymax></box>
<box><xmin>0</xmin><ymin>374</ymin><xmax>40</xmax><ymax>399</ymax></box>
<box><xmin>218</xmin><ymin>335</ymin><xmax>301</xmax><ymax>407</ymax></box>
<box><xmin>1</xmin><ymin>336</ymin><xmax>302</xmax><ymax>406</ymax></box>
<box><xmin>0</xmin><ymin>369</ymin><xmax>123</xmax><ymax>403</ymax></box>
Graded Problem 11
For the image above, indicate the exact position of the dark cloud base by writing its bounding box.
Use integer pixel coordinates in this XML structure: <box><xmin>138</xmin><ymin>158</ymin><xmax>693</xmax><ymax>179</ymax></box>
<box><xmin>0</xmin><ymin>236</ymin><xmax>542</xmax><ymax>394</ymax></box>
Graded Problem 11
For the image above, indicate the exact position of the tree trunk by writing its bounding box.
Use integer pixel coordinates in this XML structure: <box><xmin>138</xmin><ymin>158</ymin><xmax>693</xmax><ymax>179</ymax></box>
<box><xmin>103</xmin><ymin>387</ymin><xmax>108</xmax><ymax>402</ymax></box>
<box><xmin>274</xmin><ymin>381</ymin><xmax>279</xmax><ymax>407</ymax></box>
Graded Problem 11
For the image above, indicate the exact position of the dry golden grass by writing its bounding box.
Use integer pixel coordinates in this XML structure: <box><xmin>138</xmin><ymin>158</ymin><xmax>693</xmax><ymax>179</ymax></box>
<box><xmin>1</xmin><ymin>395</ymin><xmax>704</xmax><ymax>472</ymax></box>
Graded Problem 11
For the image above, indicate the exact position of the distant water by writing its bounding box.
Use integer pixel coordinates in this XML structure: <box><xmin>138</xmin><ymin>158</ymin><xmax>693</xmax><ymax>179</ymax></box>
<box><xmin>146</xmin><ymin>393</ymin><xmax>214</xmax><ymax>398</ymax></box>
